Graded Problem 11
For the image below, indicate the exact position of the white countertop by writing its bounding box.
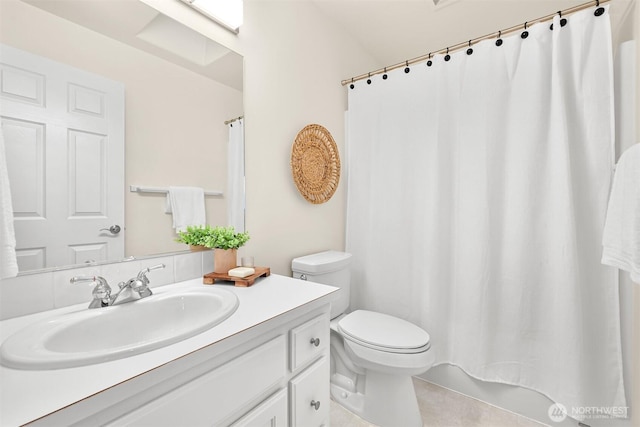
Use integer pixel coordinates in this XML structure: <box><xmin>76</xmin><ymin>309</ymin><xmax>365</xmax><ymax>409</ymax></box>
<box><xmin>0</xmin><ymin>274</ymin><xmax>338</xmax><ymax>426</ymax></box>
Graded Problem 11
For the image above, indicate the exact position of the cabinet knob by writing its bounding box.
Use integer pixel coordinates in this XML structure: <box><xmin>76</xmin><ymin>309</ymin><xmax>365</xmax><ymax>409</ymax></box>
<box><xmin>310</xmin><ymin>400</ymin><xmax>321</xmax><ymax>410</ymax></box>
<box><xmin>310</xmin><ymin>337</ymin><xmax>320</xmax><ymax>347</ymax></box>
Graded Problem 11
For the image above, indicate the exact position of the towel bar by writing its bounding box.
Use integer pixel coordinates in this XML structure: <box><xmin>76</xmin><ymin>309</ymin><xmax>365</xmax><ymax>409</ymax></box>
<box><xmin>129</xmin><ymin>185</ymin><xmax>223</xmax><ymax>197</ymax></box>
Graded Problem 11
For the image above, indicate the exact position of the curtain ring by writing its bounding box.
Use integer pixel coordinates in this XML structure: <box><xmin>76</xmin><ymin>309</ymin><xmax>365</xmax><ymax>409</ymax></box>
<box><xmin>594</xmin><ymin>0</ymin><xmax>605</xmax><ymax>16</ymax></box>
<box><xmin>382</xmin><ymin>67</ymin><xmax>388</xmax><ymax>80</ymax></box>
<box><xmin>427</xmin><ymin>53</ymin><xmax>433</xmax><ymax>67</ymax></box>
<box><xmin>404</xmin><ymin>60</ymin><xmax>410</xmax><ymax>73</ymax></box>
<box><xmin>367</xmin><ymin>73</ymin><xmax>372</xmax><ymax>85</ymax></box>
<box><xmin>349</xmin><ymin>78</ymin><xmax>354</xmax><ymax>90</ymax></box>
<box><xmin>466</xmin><ymin>40</ymin><xmax>473</xmax><ymax>56</ymax></box>
<box><xmin>444</xmin><ymin>47</ymin><xmax>451</xmax><ymax>62</ymax></box>
<box><xmin>496</xmin><ymin>30</ymin><xmax>503</xmax><ymax>47</ymax></box>
<box><xmin>559</xmin><ymin>10</ymin><xmax>567</xmax><ymax>26</ymax></box>
<box><xmin>521</xmin><ymin>22</ymin><xmax>529</xmax><ymax>39</ymax></box>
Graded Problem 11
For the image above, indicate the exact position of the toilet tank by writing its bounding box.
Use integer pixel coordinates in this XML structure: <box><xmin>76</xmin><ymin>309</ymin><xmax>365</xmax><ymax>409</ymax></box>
<box><xmin>291</xmin><ymin>251</ymin><xmax>352</xmax><ymax>319</ymax></box>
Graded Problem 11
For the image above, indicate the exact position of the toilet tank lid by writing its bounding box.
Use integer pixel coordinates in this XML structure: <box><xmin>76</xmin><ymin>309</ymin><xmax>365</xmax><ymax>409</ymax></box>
<box><xmin>291</xmin><ymin>250</ymin><xmax>352</xmax><ymax>274</ymax></box>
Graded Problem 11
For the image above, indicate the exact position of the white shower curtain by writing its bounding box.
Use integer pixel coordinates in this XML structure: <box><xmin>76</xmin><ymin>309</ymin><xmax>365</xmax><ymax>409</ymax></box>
<box><xmin>227</xmin><ymin>119</ymin><xmax>245</xmax><ymax>232</ymax></box>
<box><xmin>346</xmin><ymin>6</ymin><xmax>626</xmax><ymax>416</ymax></box>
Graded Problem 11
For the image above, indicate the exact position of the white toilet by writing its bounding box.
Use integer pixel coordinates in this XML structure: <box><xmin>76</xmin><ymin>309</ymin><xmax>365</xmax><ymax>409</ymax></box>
<box><xmin>292</xmin><ymin>250</ymin><xmax>434</xmax><ymax>427</ymax></box>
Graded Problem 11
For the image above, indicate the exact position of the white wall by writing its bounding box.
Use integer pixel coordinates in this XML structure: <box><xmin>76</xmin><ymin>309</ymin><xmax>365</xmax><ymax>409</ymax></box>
<box><xmin>239</xmin><ymin>1</ymin><xmax>376</xmax><ymax>274</ymax></box>
<box><xmin>141</xmin><ymin>0</ymin><xmax>377</xmax><ymax>275</ymax></box>
<box><xmin>0</xmin><ymin>0</ymin><xmax>243</xmax><ymax>258</ymax></box>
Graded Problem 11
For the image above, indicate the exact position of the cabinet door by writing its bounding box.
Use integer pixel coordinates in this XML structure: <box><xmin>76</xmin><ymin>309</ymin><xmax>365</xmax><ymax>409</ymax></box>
<box><xmin>289</xmin><ymin>356</ymin><xmax>329</xmax><ymax>427</ymax></box>
<box><xmin>289</xmin><ymin>314</ymin><xmax>329</xmax><ymax>372</ymax></box>
<box><xmin>231</xmin><ymin>388</ymin><xmax>287</xmax><ymax>427</ymax></box>
<box><xmin>108</xmin><ymin>335</ymin><xmax>286</xmax><ymax>426</ymax></box>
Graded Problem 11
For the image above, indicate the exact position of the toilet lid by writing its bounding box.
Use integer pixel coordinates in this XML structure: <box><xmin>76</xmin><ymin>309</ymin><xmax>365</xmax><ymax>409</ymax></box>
<box><xmin>337</xmin><ymin>310</ymin><xmax>430</xmax><ymax>351</ymax></box>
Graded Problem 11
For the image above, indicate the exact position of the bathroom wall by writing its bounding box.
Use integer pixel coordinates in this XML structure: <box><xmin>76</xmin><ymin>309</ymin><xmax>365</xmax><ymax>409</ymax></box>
<box><xmin>239</xmin><ymin>1</ymin><xmax>375</xmax><ymax>274</ymax></box>
<box><xmin>140</xmin><ymin>0</ymin><xmax>377</xmax><ymax>276</ymax></box>
<box><xmin>0</xmin><ymin>0</ymin><xmax>243</xmax><ymax>259</ymax></box>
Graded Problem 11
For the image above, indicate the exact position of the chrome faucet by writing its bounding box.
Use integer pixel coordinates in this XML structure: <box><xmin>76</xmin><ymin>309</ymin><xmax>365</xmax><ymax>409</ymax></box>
<box><xmin>70</xmin><ymin>264</ymin><xmax>165</xmax><ymax>309</ymax></box>
<box><xmin>70</xmin><ymin>275</ymin><xmax>113</xmax><ymax>308</ymax></box>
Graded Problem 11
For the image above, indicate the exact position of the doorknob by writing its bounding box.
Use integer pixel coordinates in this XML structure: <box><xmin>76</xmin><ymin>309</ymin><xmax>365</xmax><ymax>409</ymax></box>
<box><xmin>100</xmin><ymin>225</ymin><xmax>121</xmax><ymax>235</ymax></box>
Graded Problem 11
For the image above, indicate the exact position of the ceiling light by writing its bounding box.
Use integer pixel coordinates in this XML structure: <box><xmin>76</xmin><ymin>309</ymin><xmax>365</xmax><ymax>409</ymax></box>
<box><xmin>179</xmin><ymin>0</ymin><xmax>243</xmax><ymax>34</ymax></box>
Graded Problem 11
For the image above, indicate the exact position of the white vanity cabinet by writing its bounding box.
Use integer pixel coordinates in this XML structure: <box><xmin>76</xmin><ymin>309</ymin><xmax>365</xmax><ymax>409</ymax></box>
<box><xmin>107</xmin><ymin>335</ymin><xmax>288</xmax><ymax>426</ymax></box>
<box><xmin>288</xmin><ymin>314</ymin><xmax>330</xmax><ymax>426</ymax></box>
<box><xmin>24</xmin><ymin>292</ymin><xmax>333</xmax><ymax>427</ymax></box>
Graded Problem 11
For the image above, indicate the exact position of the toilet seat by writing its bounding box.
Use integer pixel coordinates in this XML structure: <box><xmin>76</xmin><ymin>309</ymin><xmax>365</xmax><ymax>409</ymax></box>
<box><xmin>337</xmin><ymin>310</ymin><xmax>430</xmax><ymax>354</ymax></box>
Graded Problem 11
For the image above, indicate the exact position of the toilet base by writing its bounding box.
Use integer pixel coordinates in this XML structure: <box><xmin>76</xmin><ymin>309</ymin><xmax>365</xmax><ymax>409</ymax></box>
<box><xmin>331</xmin><ymin>371</ymin><xmax>423</xmax><ymax>427</ymax></box>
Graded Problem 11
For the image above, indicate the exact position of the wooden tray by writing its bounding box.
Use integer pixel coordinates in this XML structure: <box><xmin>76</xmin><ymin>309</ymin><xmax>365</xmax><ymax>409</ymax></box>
<box><xmin>203</xmin><ymin>267</ymin><xmax>271</xmax><ymax>287</ymax></box>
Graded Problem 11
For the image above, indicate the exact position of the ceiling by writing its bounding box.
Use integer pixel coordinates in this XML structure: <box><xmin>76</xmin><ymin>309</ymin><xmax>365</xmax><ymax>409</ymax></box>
<box><xmin>23</xmin><ymin>0</ymin><xmax>243</xmax><ymax>91</ymax></box>
<box><xmin>21</xmin><ymin>0</ymin><xmax>620</xmax><ymax>90</ymax></box>
<box><xmin>310</xmin><ymin>0</ymin><xmax>591</xmax><ymax>79</ymax></box>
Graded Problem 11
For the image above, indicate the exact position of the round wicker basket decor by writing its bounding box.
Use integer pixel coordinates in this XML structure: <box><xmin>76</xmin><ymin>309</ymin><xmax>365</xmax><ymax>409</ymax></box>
<box><xmin>290</xmin><ymin>124</ymin><xmax>341</xmax><ymax>204</ymax></box>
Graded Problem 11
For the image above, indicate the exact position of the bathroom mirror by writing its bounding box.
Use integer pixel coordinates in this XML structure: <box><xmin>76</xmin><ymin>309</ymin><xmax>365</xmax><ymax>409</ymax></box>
<box><xmin>0</xmin><ymin>0</ymin><xmax>244</xmax><ymax>274</ymax></box>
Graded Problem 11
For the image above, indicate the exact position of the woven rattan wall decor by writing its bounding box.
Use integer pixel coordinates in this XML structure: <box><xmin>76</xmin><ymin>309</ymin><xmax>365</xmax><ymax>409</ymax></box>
<box><xmin>290</xmin><ymin>124</ymin><xmax>341</xmax><ymax>204</ymax></box>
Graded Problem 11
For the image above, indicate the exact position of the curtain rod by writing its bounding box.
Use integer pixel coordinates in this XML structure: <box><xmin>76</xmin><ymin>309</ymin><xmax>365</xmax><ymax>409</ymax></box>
<box><xmin>341</xmin><ymin>0</ymin><xmax>609</xmax><ymax>86</ymax></box>
<box><xmin>224</xmin><ymin>115</ymin><xmax>244</xmax><ymax>125</ymax></box>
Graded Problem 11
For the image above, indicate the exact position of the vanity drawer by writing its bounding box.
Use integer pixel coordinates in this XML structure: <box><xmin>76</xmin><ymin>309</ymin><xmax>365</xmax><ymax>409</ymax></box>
<box><xmin>289</xmin><ymin>314</ymin><xmax>329</xmax><ymax>372</ymax></box>
<box><xmin>289</xmin><ymin>356</ymin><xmax>329</xmax><ymax>427</ymax></box>
<box><xmin>231</xmin><ymin>388</ymin><xmax>288</xmax><ymax>427</ymax></box>
<box><xmin>108</xmin><ymin>335</ymin><xmax>286</xmax><ymax>426</ymax></box>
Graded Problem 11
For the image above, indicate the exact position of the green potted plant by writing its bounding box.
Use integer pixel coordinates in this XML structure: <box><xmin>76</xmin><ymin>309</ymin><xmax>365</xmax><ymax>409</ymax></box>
<box><xmin>177</xmin><ymin>225</ymin><xmax>250</xmax><ymax>273</ymax></box>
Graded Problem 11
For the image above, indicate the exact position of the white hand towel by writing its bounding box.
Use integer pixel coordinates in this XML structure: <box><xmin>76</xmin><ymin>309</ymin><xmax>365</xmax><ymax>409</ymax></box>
<box><xmin>167</xmin><ymin>186</ymin><xmax>206</xmax><ymax>233</ymax></box>
<box><xmin>602</xmin><ymin>144</ymin><xmax>640</xmax><ymax>283</ymax></box>
<box><xmin>0</xmin><ymin>125</ymin><xmax>18</xmax><ymax>279</ymax></box>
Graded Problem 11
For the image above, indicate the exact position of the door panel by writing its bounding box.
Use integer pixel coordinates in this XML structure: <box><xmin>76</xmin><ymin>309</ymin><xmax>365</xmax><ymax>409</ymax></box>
<box><xmin>0</xmin><ymin>44</ymin><xmax>124</xmax><ymax>271</ymax></box>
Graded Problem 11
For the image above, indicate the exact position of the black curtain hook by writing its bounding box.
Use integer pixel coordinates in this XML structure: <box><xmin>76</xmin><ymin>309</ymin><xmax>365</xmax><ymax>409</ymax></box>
<box><xmin>551</xmin><ymin>11</ymin><xmax>562</xmax><ymax>30</ymax></box>
<box><xmin>427</xmin><ymin>53</ymin><xmax>433</xmax><ymax>67</ymax></box>
<box><xmin>466</xmin><ymin>40</ymin><xmax>473</xmax><ymax>55</ymax></box>
<box><xmin>521</xmin><ymin>22</ymin><xmax>529</xmax><ymax>39</ymax></box>
<box><xmin>382</xmin><ymin>67</ymin><xmax>388</xmax><ymax>80</ymax></box>
<box><xmin>496</xmin><ymin>30</ymin><xmax>503</xmax><ymax>47</ymax></box>
<box><xmin>404</xmin><ymin>60</ymin><xmax>410</xmax><ymax>73</ymax></box>
<box><xmin>595</xmin><ymin>0</ymin><xmax>605</xmax><ymax>16</ymax></box>
<box><xmin>444</xmin><ymin>47</ymin><xmax>451</xmax><ymax>62</ymax></box>
<box><xmin>350</xmin><ymin>78</ymin><xmax>355</xmax><ymax>90</ymax></box>
<box><xmin>367</xmin><ymin>73</ymin><xmax>372</xmax><ymax>85</ymax></box>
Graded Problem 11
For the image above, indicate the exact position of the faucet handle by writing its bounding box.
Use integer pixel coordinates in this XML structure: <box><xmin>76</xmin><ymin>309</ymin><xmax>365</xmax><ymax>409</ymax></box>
<box><xmin>70</xmin><ymin>275</ymin><xmax>96</xmax><ymax>284</ymax></box>
<box><xmin>70</xmin><ymin>276</ymin><xmax>112</xmax><ymax>308</ymax></box>
<box><xmin>140</xmin><ymin>263</ymin><xmax>165</xmax><ymax>275</ymax></box>
<box><xmin>132</xmin><ymin>264</ymin><xmax>164</xmax><ymax>298</ymax></box>
<box><xmin>92</xmin><ymin>282</ymin><xmax>112</xmax><ymax>301</ymax></box>
<box><xmin>136</xmin><ymin>263</ymin><xmax>166</xmax><ymax>283</ymax></box>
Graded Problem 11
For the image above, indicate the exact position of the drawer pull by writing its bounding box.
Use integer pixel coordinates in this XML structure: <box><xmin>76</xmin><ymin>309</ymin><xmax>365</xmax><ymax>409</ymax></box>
<box><xmin>310</xmin><ymin>400</ymin><xmax>321</xmax><ymax>410</ymax></box>
<box><xmin>310</xmin><ymin>337</ymin><xmax>320</xmax><ymax>347</ymax></box>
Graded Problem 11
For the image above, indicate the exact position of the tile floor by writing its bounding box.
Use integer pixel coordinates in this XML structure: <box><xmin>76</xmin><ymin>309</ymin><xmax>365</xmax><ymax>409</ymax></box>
<box><xmin>330</xmin><ymin>377</ymin><xmax>548</xmax><ymax>427</ymax></box>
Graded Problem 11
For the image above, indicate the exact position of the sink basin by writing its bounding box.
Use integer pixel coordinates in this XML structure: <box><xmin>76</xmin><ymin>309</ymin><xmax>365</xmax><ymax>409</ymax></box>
<box><xmin>0</xmin><ymin>287</ymin><xmax>239</xmax><ymax>370</ymax></box>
